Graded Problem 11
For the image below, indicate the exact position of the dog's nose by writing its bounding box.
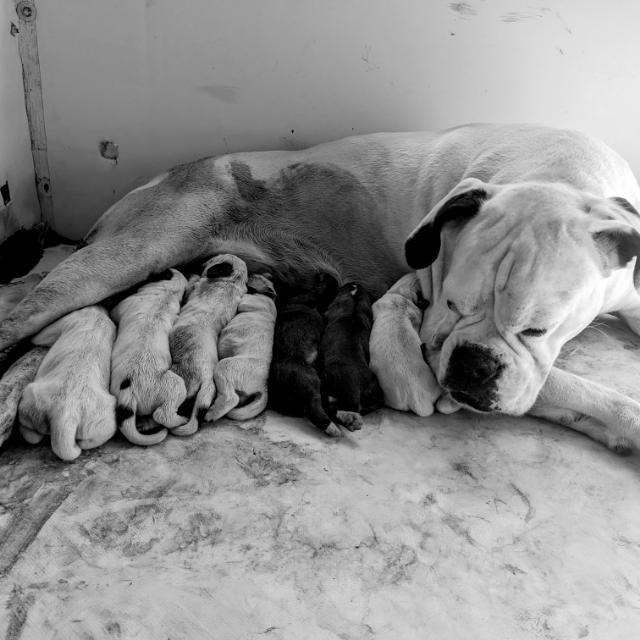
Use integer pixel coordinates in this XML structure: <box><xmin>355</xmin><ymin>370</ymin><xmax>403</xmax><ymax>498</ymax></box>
<box><xmin>445</xmin><ymin>343</ymin><xmax>502</xmax><ymax>391</ymax></box>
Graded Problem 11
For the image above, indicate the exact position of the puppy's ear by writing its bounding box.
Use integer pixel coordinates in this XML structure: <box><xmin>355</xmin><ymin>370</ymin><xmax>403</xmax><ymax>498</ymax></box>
<box><xmin>591</xmin><ymin>221</ymin><xmax>640</xmax><ymax>288</ymax></box>
<box><xmin>204</xmin><ymin>261</ymin><xmax>234</xmax><ymax>280</ymax></box>
<box><xmin>405</xmin><ymin>179</ymin><xmax>490</xmax><ymax>269</ymax></box>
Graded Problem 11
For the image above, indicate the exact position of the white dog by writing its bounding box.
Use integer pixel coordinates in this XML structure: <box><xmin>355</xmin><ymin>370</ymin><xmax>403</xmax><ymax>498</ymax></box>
<box><xmin>110</xmin><ymin>268</ymin><xmax>189</xmax><ymax>446</ymax></box>
<box><xmin>168</xmin><ymin>254</ymin><xmax>248</xmax><ymax>435</ymax></box>
<box><xmin>205</xmin><ymin>273</ymin><xmax>277</xmax><ymax>422</ymax></box>
<box><xmin>18</xmin><ymin>306</ymin><xmax>116</xmax><ymax>461</ymax></box>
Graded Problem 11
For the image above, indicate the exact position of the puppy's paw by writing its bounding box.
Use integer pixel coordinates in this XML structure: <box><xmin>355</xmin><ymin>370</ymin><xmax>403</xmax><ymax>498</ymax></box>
<box><xmin>335</xmin><ymin>410</ymin><xmax>363</xmax><ymax>431</ymax></box>
<box><xmin>324</xmin><ymin>422</ymin><xmax>342</xmax><ymax>437</ymax></box>
<box><xmin>436</xmin><ymin>394</ymin><xmax>461</xmax><ymax>414</ymax></box>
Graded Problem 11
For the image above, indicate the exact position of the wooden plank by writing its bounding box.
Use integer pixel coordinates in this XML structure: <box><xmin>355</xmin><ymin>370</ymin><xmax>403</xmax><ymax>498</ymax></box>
<box><xmin>15</xmin><ymin>0</ymin><xmax>53</xmax><ymax>227</ymax></box>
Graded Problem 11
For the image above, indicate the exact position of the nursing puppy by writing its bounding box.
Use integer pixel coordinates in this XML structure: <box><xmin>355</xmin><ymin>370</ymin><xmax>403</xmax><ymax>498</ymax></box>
<box><xmin>369</xmin><ymin>273</ymin><xmax>445</xmax><ymax>416</ymax></box>
<box><xmin>168</xmin><ymin>254</ymin><xmax>248</xmax><ymax>435</ymax></box>
<box><xmin>110</xmin><ymin>268</ymin><xmax>188</xmax><ymax>446</ymax></box>
<box><xmin>319</xmin><ymin>282</ymin><xmax>383</xmax><ymax>429</ymax></box>
<box><xmin>268</xmin><ymin>274</ymin><xmax>341</xmax><ymax>437</ymax></box>
<box><xmin>18</xmin><ymin>306</ymin><xmax>116</xmax><ymax>461</ymax></box>
<box><xmin>205</xmin><ymin>273</ymin><xmax>277</xmax><ymax>422</ymax></box>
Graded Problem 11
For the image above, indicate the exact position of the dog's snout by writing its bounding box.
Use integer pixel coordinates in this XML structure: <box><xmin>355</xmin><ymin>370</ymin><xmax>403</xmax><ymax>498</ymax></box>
<box><xmin>443</xmin><ymin>342</ymin><xmax>503</xmax><ymax>405</ymax></box>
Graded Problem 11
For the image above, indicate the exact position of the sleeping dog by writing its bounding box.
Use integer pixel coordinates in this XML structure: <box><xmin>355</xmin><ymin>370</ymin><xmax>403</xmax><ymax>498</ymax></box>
<box><xmin>18</xmin><ymin>306</ymin><xmax>116</xmax><ymax>461</ymax></box>
<box><xmin>169</xmin><ymin>254</ymin><xmax>248</xmax><ymax>435</ymax></box>
<box><xmin>205</xmin><ymin>273</ymin><xmax>277</xmax><ymax>422</ymax></box>
<box><xmin>319</xmin><ymin>282</ymin><xmax>383</xmax><ymax>429</ymax></box>
<box><xmin>268</xmin><ymin>274</ymin><xmax>341</xmax><ymax>437</ymax></box>
<box><xmin>110</xmin><ymin>268</ymin><xmax>189</xmax><ymax>446</ymax></box>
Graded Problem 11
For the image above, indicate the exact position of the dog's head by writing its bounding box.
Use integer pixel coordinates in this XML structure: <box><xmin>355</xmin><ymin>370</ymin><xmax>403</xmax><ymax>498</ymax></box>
<box><xmin>405</xmin><ymin>177</ymin><xmax>640</xmax><ymax>415</ymax></box>
<box><xmin>324</xmin><ymin>282</ymin><xmax>374</xmax><ymax>325</ymax></box>
<box><xmin>202</xmin><ymin>253</ymin><xmax>248</xmax><ymax>284</ymax></box>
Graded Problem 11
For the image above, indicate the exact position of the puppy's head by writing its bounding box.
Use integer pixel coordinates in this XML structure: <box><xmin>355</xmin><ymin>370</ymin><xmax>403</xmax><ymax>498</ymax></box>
<box><xmin>276</xmin><ymin>271</ymin><xmax>339</xmax><ymax>311</ymax></box>
<box><xmin>406</xmin><ymin>178</ymin><xmax>640</xmax><ymax>415</ymax></box>
<box><xmin>324</xmin><ymin>282</ymin><xmax>374</xmax><ymax>325</ymax></box>
<box><xmin>247</xmin><ymin>273</ymin><xmax>277</xmax><ymax>299</ymax></box>
<box><xmin>202</xmin><ymin>253</ymin><xmax>248</xmax><ymax>284</ymax></box>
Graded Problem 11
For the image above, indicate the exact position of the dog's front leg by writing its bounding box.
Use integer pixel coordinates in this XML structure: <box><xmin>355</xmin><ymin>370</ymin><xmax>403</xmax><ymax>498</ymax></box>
<box><xmin>530</xmin><ymin>367</ymin><xmax>640</xmax><ymax>454</ymax></box>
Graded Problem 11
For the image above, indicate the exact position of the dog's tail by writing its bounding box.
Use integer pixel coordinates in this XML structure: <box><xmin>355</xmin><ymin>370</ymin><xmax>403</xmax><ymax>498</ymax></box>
<box><xmin>117</xmin><ymin>387</ymin><xmax>168</xmax><ymax>447</ymax></box>
<box><xmin>227</xmin><ymin>390</ymin><xmax>267</xmax><ymax>421</ymax></box>
<box><xmin>170</xmin><ymin>378</ymin><xmax>216</xmax><ymax>436</ymax></box>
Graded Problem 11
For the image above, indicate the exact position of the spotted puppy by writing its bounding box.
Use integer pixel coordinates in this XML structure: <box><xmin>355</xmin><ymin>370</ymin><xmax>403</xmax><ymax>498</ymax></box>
<box><xmin>110</xmin><ymin>268</ymin><xmax>189</xmax><ymax>446</ymax></box>
<box><xmin>205</xmin><ymin>273</ymin><xmax>277</xmax><ymax>422</ymax></box>
<box><xmin>319</xmin><ymin>282</ymin><xmax>383</xmax><ymax>429</ymax></box>
<box><xmin>18</xmin><ymin>306</ymin><xmax>116</xmax><ymax>461</ymax></box>
<box><xmin>268</xmin><ymin>274</ymin><xmax>341</xmax><ymax>436</ymax></box>
<box><xmin>369</xmin><ymin>273</ymin><xmax>448</xmax><ymax>416</ymax></box>
<box><xmin>169</xmin><ymin>254</ymin><xmax>248</xmax><ymax>435</ymax></box>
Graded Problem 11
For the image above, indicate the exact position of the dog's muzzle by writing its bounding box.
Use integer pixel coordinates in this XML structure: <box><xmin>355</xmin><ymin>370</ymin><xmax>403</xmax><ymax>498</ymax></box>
<box><xmin>442</xmin><ymin>342</ymin><xmax>504</xmax><ymax>412</ymax></box>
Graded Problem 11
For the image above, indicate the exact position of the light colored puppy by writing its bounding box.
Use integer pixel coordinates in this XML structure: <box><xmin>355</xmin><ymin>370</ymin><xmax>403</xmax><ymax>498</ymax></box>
<box><xmin>205</xmin><ymin>273</ymin><xmax>277</xmax><ymax>422</ymax></box>
<box><xmin>18</xmin><ymin>306</ymin><xmax>116</xmax><ymax>461</ymax></box>
<box><xmin>110</xmin><ymin>268</ymin><xmax>189</xmax><ymax>446</ymax></box>
<box><xmin>370</xmin><ymin>273</ymin><xmax>451</xmax><ymax>416</ymax></box>
<box><xmin>169</xmin><ymin>254</ymin><xmax>248</xmax><ymax>435</ymax></box>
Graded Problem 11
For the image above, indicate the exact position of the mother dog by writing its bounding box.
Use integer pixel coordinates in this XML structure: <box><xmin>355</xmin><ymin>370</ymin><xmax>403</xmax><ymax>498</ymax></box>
<box><xmin>1</xmin><ymin>123</ymin><xmax>640</xmax><ymax>448</ymax></box>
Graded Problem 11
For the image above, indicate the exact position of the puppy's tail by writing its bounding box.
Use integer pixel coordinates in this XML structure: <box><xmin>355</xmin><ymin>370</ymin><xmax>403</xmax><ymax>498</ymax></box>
<box><xmin>170</xmin><ymin>378</ymin><xmax>216</xmax><ymax>437</ymax></box>
<box><xmin>118</xmin><ymin>387</ymin><xmax>168</xmax><ymax>447</ymax></box>
<box><xmin>227</xmin><ymin>391</ymin><xmax>267</xmax><ymax>421</ymax></box>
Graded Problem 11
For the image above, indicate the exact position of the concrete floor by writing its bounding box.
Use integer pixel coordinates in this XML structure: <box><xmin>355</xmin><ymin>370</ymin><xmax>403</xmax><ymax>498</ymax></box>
<box><xmin>2</xmin><ymin>316</ymin><xmax>640</xmax><ymax>639</ymax></box>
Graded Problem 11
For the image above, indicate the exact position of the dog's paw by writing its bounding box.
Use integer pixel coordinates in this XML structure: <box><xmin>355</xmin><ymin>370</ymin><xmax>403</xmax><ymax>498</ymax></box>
<box><xmin>436</xmin><ymin>394</ymin><xmax>461</xmax><ymax>414</ymax></box>
<box><xmin>334</xmin><ymin>410</ymin><xmax>363</xmax><ymax>431</ymax></box>
<box><xmin>324</xmin><ymin>422</ymin><xmax>342</xmax><ymax>437</ymax></box>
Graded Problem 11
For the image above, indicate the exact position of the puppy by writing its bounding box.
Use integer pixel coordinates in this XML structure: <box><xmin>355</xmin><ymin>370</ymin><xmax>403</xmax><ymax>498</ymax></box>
<box><xmin>169</xmin><ymin>254</ymin><xmax>248</xmax><ymax>435</ymax></box>
<box><xmin>319</xmin><ymin>283</ymin><xmax>383</xmax><ymax>429</ymax></box>
<box><xmin>110</xmin><ymin>268</ymin><xmax>188</xmax><ymax>446</ymax></box>
<box><xmin>0</xmin><ymin>346</ymin><xmax>48</xmax><ymax>448</ymax></box>
<box><xmin>369</xmin><ymin>273</ymin><xmax>445</xmax><ymax>416</ymax></box>
<box><xmin>18</xmin><ymin>306</ymin><xmax>116</xmax><ymax>461</ymax></box>
<box><xmin>268</xmin><ymin>273</ymin><xmax>341</xmax><ymax>436</ymax></box>
<box><xmin>205</xmin><ymin>273</ymin><xmax>277</xmax><ymax>422</ymax></box>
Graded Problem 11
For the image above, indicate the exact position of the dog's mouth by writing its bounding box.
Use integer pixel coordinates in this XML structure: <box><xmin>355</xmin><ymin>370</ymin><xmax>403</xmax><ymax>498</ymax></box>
<box><xmin>449</xmin><ymin>390</ymin><xmax>495</xmax><ymax>413</ymax></box>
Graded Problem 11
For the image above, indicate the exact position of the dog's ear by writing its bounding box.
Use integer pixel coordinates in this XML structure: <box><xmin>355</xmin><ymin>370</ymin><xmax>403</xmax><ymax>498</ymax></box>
<box><xmin>591</xmin><ymin>221</ymin><xmax>640</xmax><ymax>288</ymax></box>
<box><xmin>405</xmin><ymin>179</ymin><xmax>490</xmax><ymax>269</ymax></box>
<box><xmin>204</xmin><ymin>261</ymin><xmax>234</xmax><ymax>280</ymax></box>
<box><xmin>609</xmin><ymin>197</ymin><xmax>640</xmax><ymax>217</ymax></box>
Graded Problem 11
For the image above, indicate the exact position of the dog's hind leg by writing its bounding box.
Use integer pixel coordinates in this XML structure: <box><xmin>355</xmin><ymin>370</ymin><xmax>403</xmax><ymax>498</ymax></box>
<box><xmin>152</xmin><ymin>370</ymin><xmax>189</xmax><ymax>429</ymax></box>
<box><xmin>0</xmin><ymin>209</ymin><xmax>216</xmax><ymax>355</ymax></box>
<box><xmin>171</xmin><ymin>378</ymin><xmax>216</xmax><ymax>436</ymax></box>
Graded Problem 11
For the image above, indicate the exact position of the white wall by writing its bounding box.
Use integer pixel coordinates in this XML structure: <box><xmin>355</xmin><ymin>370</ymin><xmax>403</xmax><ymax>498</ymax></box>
<box><xmin>0</xmin><ymin>0</ymin><xmax>39</xmax><ymax>239</ymax></box>
<box><xmin>33</xmin><ymin>0</ymin><xmax>640</xmax><ymax>238</ymax></box>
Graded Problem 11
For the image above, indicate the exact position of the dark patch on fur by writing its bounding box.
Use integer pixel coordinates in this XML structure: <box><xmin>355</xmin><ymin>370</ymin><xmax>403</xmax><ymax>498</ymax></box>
<box><xmin>592</xmin><ymin>226</ymin><xmax>640</xmax><ymax>288</ymax></box>
<box><xmin>405</xmin><ymin>188</ymin><xmax>487</xmax><ymax>269</ymax></box>
<box><xmin>177</xmin><ymin>396</ymin><xmax>196</xmax><ymax>418</ymax></box>
<box><xmin>231</xmin><ymin>161</ymin><xmax>268</xmax><ymax>202</ymax></box>
<box><xmin>116</xmin><ymin>405</ymin><xmax>134</xmax><ymax>424</ymax></box>
<box><xmin>196</xmin><ymin>407</ymin><xmax>208</xmax><ymax>422</ymax></box>
<box><xmin>319</xmin><ymin>282</ymin><xmax>383</xmax><ymax>415</ymax></box>
<box><xmin>611</xmin><ymin>197</ymin><xmax>640</xmax><ymax>217</ymax></box>
<box><xmin>0</xmin><ymin>228</ymin><xmax>43</xmax><ymax>284</ymax></box>
<box><xmin>205</xmin><ymin>261</ymin><xmax>234</xmax><ymax>280</ymax></box>
<box><xmin>146</xmin><ymin>269</ymin><xmax>174</xmax><ymax>283</ymax></box>
<box><xmin>120</xmin><ymin>378</ymin><xmax>131</xmax><ymax>390</ymax></box>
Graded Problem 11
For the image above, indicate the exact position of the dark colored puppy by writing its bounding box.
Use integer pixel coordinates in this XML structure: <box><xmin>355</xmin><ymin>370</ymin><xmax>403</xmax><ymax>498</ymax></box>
<box><xmin>268</xmin><ymin>273</ymin><xmax>341</xmax><ymax>437</ymax></box>
<box><xmin>319</xmin><ymin>283</ymin><xmax>383</xmax><ymax>430</ymax></box>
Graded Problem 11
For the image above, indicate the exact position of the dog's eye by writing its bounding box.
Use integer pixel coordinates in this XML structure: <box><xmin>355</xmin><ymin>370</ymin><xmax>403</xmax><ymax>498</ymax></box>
<box><xmin>520</xmin><ymin>328</ymin><xmax>547</xmax><ymax>337</ymax></box>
